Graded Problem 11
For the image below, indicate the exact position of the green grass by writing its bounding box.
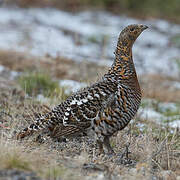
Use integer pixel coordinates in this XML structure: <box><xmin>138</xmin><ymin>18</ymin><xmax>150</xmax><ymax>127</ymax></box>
<box><xmin>141</xmin><ymin>99</ymin><xmax>180</xmax><ymax>116</ymax></box>
<box><xmin>157</xmin><ymin>103</ymin><xmax>180</xmax><ymax>122</ymax></box>
<box><xmin>171</xmin><ymin>34</ymin><xmax>180</xmax><ymax>48</ymax></box>
<box><xmin>92</xmin><ymin>0</ymin><xmax>180</xmax><ymax>22</ymax></box>
<box><xmin>140</xmin><ymin>99</ymin><xmax>151</xmax><ymax>109</ymax></box>
<box><xmin>45</xmin><ymin>166</ymin><xmax>66</xmax><ymax>179</ymax></box>
<box><xmin>163</xmin><ymin>110</ymin><xmax>180</xmax><ymax>117</ymax></box>
<box><xmin>18</xmin><ymin>71</ymin><xmax>61</xmax><ymax>98</ymax></box>
<box><xmin>140</xmin><ymin>99</ymin><xmax>180</xmax><ymax>126</ymax></box>
<box><xmin>44</xmin><ymin>166</ymin><xmax>78</xmax><ymax>180</ymax></box>
<box><xmin>87</xmin><ymin>35</ymin><xmax>101</xmax><ymax>44</ymax></box>
<box><xmin>0</xmin><ymin>142</ymin><xmax>32</xmax><ymax>171</ymax></box>
<box><xmin>140</xmin><ymin>99</ymin><xmax>160</xmax><ymax>110</ymax></box>
<box><xmin>175</xmin><ymin>58</ymin><xmax>180</xmax><ymax>73</ymax></box>
<box><xmin>5</xmin><ymin>153</ymin><xmax>31</xmax><ymax>170</ymax></box>
<box><xmin>87</xmin><ymin>34</ymin><xmax>109</xmax><ymax>45</ymax></box>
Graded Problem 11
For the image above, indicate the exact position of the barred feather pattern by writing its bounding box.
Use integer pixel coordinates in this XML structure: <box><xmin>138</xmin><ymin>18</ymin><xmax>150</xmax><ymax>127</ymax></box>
<box><xmin>17</xmin><ymin>24</ymin><xmax>148</xmax><ymax>154</ymax></box>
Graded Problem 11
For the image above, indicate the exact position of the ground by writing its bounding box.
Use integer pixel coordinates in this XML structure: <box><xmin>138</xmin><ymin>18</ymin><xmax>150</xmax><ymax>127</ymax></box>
<box><xmin>0</xmin><ymin>50</ymin><xmax>179</xmax><ymax>180</ymax></box>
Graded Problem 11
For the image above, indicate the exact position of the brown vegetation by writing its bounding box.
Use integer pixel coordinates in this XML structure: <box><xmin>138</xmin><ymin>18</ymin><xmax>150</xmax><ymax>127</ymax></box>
<box><xmin>4</xmin><ymin>0</ymin><xmax>180</xmax><ymax>23</ymax></box>
<box><xmin>141</xmin><ymin>74</ymin><xmax>180</xmax><ymax>103</ymax></box>
<box><xmin>0</xmin><ymin>50</ymin><xmax>108</xmax><ymax>82</ymax></box>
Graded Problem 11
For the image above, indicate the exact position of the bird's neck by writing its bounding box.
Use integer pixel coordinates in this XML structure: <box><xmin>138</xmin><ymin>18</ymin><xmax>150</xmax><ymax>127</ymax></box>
<box><xmin>106</xmin><ymin>39</ymin><xmax>141</xmax><ymax>93</ymax></box>
<box><xmin>108</xmin><ymin>39</ymin><xmax>135</xmax><ymax>78</ymax></box>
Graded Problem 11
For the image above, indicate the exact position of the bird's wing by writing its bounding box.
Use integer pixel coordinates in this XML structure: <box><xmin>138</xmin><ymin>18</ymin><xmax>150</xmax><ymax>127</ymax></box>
<box><xmin>50</xmin><ymin>120</ymin><xmax>91</xmax><ymax>138</ymax></box>
<box><xmin>47</xmin><ymin>80</ymin><xmax>117</xmax><ymax>138</ymax></box>
<box><xmin>17</xmin><ymin>80</ymin><xmax>117</xmax><ymax>139</ymax></box>
<box><xmin>60</xmin><ymin>81</ymin><xmax>116</xmax><ymax>127</ymax></box>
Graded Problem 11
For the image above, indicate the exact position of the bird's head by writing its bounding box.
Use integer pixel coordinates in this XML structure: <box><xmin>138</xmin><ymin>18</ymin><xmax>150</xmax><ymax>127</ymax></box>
<box><xmin>119</xmin><ymin>24</ymin><xmax>148</xmax><ymax>46</ymax></box>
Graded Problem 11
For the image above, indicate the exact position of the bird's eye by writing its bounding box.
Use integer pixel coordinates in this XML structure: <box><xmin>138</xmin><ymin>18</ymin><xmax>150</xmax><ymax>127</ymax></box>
<box><xmin>130</xmin><ymin>28</ymin><xmax>135</xmax><ymax>32</ymax></box>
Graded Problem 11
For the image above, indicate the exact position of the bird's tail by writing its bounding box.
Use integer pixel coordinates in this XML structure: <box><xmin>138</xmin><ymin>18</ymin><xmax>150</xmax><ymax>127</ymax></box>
<box><xmin>16</xmin><ymin>112</ymin><xmax>54</xmax><ymax>139</ymax></box>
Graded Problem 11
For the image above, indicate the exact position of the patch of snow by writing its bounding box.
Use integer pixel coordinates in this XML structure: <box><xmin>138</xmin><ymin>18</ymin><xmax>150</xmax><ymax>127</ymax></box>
<box><xmin>0</xmin><ymin>65</ymin><xmax>5</xmax><ymax>72</ymax></box>
<box><xmin>0</xmin><ymin>7</ymin><xmax>179</xmax><ymax>77</ymax></box>
<box><xmin>36</xmin><ymin>94</ymin><xmax>49</xmax><ymax>103</ymax></box>
<box><xmin>136</xmin><ymin>123</ymin><xmax>146</xmax><ymax>131</ymax></box>
<box><xmin>169</xmin><ymin>120</ymin><xmax>180</xmax><ymax>128</ymax></box>
<box><xmin>59</xmin><ymin>79</ymin><xmax>86</xmax><ymax>94</ymax></box>
<box><xmin>158</xmin><ymin>102</ymin><xmax>179</xmax><ymax>113</ymax></box>
<box><xmin>138</xmin><ymin>107</ymin><xmax>164</xmax><ymax>120</ymax></box>
<box><xmin>10</xmin><ymin>71</ymin><xmax>19</xmax><ymax>79</ymax></box>
<box><xmin>139</xmin><ymin>99</ymin><xmax>180</xmax><ymax>128</ymax></box>
<box><xmin>0</xmin><ymin>65</ymin><xmax>19</xmax><ymax>80</ymax></box>
<box><xmin>171</xmin><ymin>81</ymin><xmax>180</xmax><ymax>89</ymax></box>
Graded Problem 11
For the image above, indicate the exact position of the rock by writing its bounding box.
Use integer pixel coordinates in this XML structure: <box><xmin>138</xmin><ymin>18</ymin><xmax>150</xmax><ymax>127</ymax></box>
<box><xmin>0</xmin><ymin>169</ymin><xmax>40</xmax><ymax>180</ymax></box>
<box><xmin>160</xmin><ymin>170</ymin><xmax>176</xmax><ymax>180</ymax></box>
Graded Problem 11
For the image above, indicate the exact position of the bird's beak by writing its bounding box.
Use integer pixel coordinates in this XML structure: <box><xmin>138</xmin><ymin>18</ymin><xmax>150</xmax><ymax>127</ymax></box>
<box><xmin>142</xmin><ymin>25</ymin><xmax>148</xmax><ymax>31</ymax></box>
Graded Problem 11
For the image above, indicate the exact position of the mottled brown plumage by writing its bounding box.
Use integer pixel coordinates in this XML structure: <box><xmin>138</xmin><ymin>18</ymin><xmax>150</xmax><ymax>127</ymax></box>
<box><xmin>17</xmin><ymin>24</ymin><xmax>148</xmax><ymax>154</ymax></box>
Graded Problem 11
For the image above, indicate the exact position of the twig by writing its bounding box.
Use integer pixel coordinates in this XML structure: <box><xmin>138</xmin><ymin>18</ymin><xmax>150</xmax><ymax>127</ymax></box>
<box><xmin>143</xmin><ymin>134</ymin><xmax>168</xmax><ymax>162</ymax></box>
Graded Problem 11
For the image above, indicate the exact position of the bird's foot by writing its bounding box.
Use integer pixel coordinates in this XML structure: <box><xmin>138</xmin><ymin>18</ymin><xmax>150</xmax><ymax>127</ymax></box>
<box><xmin>35</xmin><ymin>134</ymin><xmax>47</xmax><ymax>143</ymax></box>
<box><xmin>105</xmin><ymin>149</ymin><xmax>116</xmax><ymax>158</ymax></box>
<box><xmin>115</xmin><ymin>143</ymin><xmax>136</xmax><ymax>166</ymax></box>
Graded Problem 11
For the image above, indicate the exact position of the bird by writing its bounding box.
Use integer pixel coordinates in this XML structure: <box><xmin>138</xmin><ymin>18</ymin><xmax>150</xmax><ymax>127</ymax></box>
<box><xmin>17</xmin><ymin>24</ymin><xmax>148</xmax><ymax>155</ymax></box>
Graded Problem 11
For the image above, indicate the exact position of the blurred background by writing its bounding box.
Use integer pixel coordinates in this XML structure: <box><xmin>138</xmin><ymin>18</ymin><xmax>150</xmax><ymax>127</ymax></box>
<box><xmin>0</xmin><ymin>0</ymin><xmax>180</xmax><ymax>128</ymax></box>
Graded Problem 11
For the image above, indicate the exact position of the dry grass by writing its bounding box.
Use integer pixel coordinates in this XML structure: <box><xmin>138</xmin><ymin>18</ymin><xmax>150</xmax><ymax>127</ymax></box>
<box><xmin>0</xmin><ymin>83</ymin><xmax>85</xmax><ymax>179</ymax></box>
<box><xmin>140</xmin><ymin>74</ymin><xmax>180</xmax><ymax>103</ymax></box>
<box><xmin>0</xmin><ymin>138</ymin><xmax>86</xmax><ymax>179</ymax></box>
<box><xmin>0</xmin><ymin>80</ymin><xmax>179</xmax><ymax>179</ymax></box>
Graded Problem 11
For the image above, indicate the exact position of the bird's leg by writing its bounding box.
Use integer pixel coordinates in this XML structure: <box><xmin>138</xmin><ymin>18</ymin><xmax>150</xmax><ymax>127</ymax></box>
<box><xmin>103</xmin><ymin>136</ymin><xmax>115</xmax><ymax>155</ymax></box>
<box><xmin>97</xmin><ymin>140</ymin><xmax>104</xmax><ymax>154</ymax></box>
<box><xmin>118</xmin><ymin>142</ymin><xmax>130</xmax><ymax>159</ymax></box>
<box><xmin>115</xmin><ymin>142</ymin><xmax>135</xmax><ymax>165</ymax></box>
<box><xmin>16</xmin><ymin>128</ymin><xmax>33</xmax><ymax>140</ymax></box>
<box><xmin>124</xmin><ymin>142</ymin><xmax>131</xmax><ymax>159</ymax></box>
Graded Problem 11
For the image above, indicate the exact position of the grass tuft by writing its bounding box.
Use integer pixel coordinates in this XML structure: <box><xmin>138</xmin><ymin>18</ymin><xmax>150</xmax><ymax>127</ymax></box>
<box><xmin>5</xmin><ymin>153</ymin><xmax>31</xmax><ymax>170</ymax></box>
<box><xmin>44</xmin><ymin>166</ymin><xmax>76</xmax><ymax>180</ymax></box>
<box><xmin>171</xmin><ymin>34</ymin><xmax>180</xmax><ymax>48</ymax></box>
<box><xmin>18</xmin><ymin>71</ymin><xmax>63</xmax><ymax>98</ymax></box>
<box><xmin>0</xmin><ymin>141</ymin><xmax>31</xmax><ymax>171</ymax></box>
